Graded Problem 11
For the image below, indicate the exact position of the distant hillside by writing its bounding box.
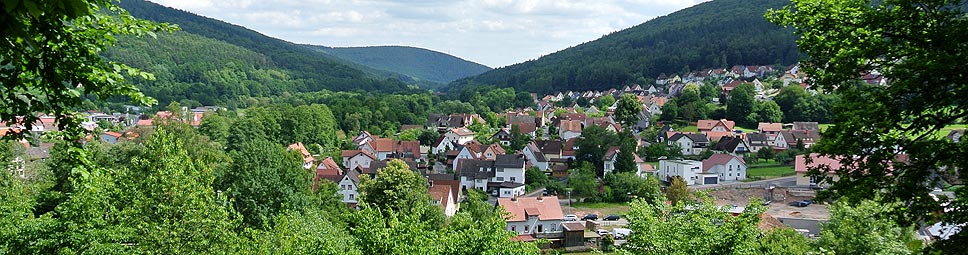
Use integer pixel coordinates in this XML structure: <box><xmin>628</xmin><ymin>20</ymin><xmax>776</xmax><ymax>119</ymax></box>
<box><xmin>105</xmin><ymin>0</ymin><xmax>416</xmax><ymax>107</ymax></box>
<box><xmin>449</xmin><ymin>0</ymin><xmax>799</xmax><ymax>94</ymax></box>
<box><xmin>307</xmin><ymin>45</ymin><xmax>491</xmax><ymax>87</ymax></box>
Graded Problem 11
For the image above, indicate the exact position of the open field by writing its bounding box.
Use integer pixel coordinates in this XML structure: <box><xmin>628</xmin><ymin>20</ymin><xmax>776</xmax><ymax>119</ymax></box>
<box><xmin>747</xmin><ymin>165</ymin><xmax>795</xmax><ymax>178</ymax></box>
<box><xmin>562</xmin><ymin>202</ymin><xmax>631</xmax><ymax>218</ymax></box>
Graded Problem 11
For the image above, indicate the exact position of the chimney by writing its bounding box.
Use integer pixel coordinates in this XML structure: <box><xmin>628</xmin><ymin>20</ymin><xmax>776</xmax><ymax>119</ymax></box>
<box><xmin>537</xmin><ymin>194</ymin><xmax>543</xmax><ymax>201</ymax></box>
<box><xmin>511</xmin><ymin>195</ymin><xmax>517</xmax><ymax>202</ymax></box>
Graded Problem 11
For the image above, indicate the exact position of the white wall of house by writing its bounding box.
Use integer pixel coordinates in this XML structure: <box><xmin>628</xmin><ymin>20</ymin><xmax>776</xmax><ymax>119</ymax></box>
<box><xmin>337</xmin><ymin>177</ymin><xmax>358</xmax><ymax>204</ymax></box>
<box><xmin>345</xmin><ymin>154</ymin><xmax>373</xmax><ymax>171</ymax></box>
<box><xmin>708</xmin><ymin>158</ymin><xmax>747</xmax><ymax>181</ymax></box>
<box><xmin>560</xmin><ymin>131</ymin><xmax>581</xmax><ymax>141</ymax></box>
<box><xmin>506</xmin><ymin>218</ymin><xmax>563</xmax><ymax>235</ymax></box>
<box><xmin>522</xmin><ymin>146</ymin><xmax>549</xmax><ymax>170</ymax></box>
<box><xmin>659</xmin><ymin>160</ymin><xmax>703</xmax><ymax>185</ymax></box>
<box><xmin>498</xmin><ymin>186</ymin><xmax>526</xmax><ymax>198</ymax></box>
<box><xmin>453</xmin><ymin>148</ymin><xmax>478</xmax><ymax>171</ymax></box>
<box><xmin>494</xmin><ymin>166</ymin><xmax>525</xmax><ymax>184</ymax></box>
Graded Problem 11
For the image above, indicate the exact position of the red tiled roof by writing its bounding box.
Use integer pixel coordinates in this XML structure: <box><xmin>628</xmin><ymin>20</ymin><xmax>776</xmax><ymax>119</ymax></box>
<box><xmin>428</xmin><ymin>184</ymin><xmax>453</xmax><ymax>208</ymax></box>
<box><xmin>104</xmin><ymin>131</ymin><xmax>122</xmax><ymax>138</ymax></box>
<box><xmin>795</xmin><ymin>153</ymin><xmax>842</xmax><ymax>174</ymax></box>
<box><xmin>288</xmin><ymin>142</ymin><xmax>315</xmax><ymax>163</ymax></box>
<box><xmin>697</xmin><ymin>119</ymin><xmax>736</xmax><ymax>132</ymax></box>
<box><xmin>560</xmin><ymin>120</ymin><xmax>583</xmax><ymax>133</ymax></box>
<box><xmin>758</xmin><ymin>122</ymin><xmax>783</xmax><ymax>132</ymax></box>
<box><xmin>498</xmin><ymin>196</ymin><xmax>564</xmax><ymax>222</ymax></box>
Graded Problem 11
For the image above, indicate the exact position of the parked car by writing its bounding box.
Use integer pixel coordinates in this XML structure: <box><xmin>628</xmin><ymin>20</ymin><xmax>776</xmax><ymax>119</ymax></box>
<box><xmin>563</xmin><ymin>214</ymin><xmax>579</xmax><ymax>221</ymax></box>
<box><xmin>612</xmin><ymin>228</ymin><xmax>633</xmax><ymax>239</ymax></box>
<box><xmin>604</xmin><ymin>214</ymin><xmax>621</xmax><ymax>221</ymax></box>
<box><xmin>789</xmin><ymin>200</ymin><xmax>810</xmax><ymax>207</ymax></box>
<box><xmin>582</xmin><ymin>214</ymin><xmax>599</xmax><ymax>220</ymax></box>
<box><xmin>596</xmin><ymin>229</ymin><xmax>611</xmax><ymax>236</ymax></box>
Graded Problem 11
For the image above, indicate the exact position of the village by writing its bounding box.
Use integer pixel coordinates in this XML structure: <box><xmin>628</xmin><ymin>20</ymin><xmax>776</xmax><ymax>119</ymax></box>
<box><xmin>3</xmin><ymin>64</ymin><xmax>962</xmax><ymax>253</ymax></box>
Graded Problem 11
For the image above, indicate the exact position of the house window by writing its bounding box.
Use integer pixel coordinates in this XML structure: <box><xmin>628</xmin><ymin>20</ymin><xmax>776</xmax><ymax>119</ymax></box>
<box><xmin>497</xmin><ymin>177</ymin><xmax>504</xmax><ymax>181</ymax></box>
<box><xmin>349</xmin><ymin>194</ymin><xmax>355</xmax><ymax>200</ymax></box>
<box><xmin>524</xmin><ymin>225</ymin><xmax>530</xmax><ymax>232</ymax></box>
<box><xmin>511</xmin><ymin>225</ymin><xmax>516</xmax><ymax>232</ymax></box>
<box><xmin>497</xmin><ymin>168</ymin><xmax>504</xmax><ymax>172</ymax></box>
<box><xmin>537</xmin><ymin>225</ymin><xmax>543</xmax><ymax>233</ymax></box>
<box><xmin>510</xmin><ymin>177</ymin><xmax>516</xmax><ymax>182</ymax></box>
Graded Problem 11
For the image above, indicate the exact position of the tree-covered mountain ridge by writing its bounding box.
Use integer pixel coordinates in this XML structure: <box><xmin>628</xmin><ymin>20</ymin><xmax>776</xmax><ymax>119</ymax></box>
<box><xmin>306</xmin><ymin>45</ymin><xmax>492</xmax><ymax>87</ymax></box>
<box><xmin>102</xmin><ymin>0</ymin><xmax>487</xmax><ymax>108</ymax></box>
<box><xmin>449</xmin><ymin>0</ymin><xmax>799</xmax><ymax>94</ymax></box>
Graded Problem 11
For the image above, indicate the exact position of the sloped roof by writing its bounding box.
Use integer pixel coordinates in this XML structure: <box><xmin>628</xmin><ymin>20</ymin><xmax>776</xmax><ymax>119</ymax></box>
<box><xmin>288</xmin><ymin>142</ymin><xmax>315</xmax><ymax>163</ymax></box>
<box><xmin>702</xmin><ymin>153</ymin><xmax>745</xmax><ymax>172</ymax></box>
<box><xmin>512</xmin><ymin>122</ymin><xmax>537</xmax><ymax>134</ymax></box>
<box><xmin>757</xmin><ymin>122</ymin><xmax>783</xmax><ymax>132</ymax></box>
<box><xmin>534</xmin><ymin>140</ymin><xmax>563</xmax><ymax>154</ymax></box>
<box><xmin>525</xmin><ymin>143</ymin><xmax>548</xmax><ymax>162</ymax></box>
<box><xmin>429</xmin><ymin>184</ymin><xmax>454</xmax><ymax>208</ymax></box>
<box><xmin>795</xmin><ymin>153</ymin><xmax>842</xmax><ymax>174</ymax></box>
<box><xmin>792</xmin><ymin>122</ymin><xmax>820</xmax><ymax>132</ymax></box>
<box><xmin>560</xmin><ymin>120</ymin><xmax>583</xmax><ymax>133</ymax></box>
<box><xmin>712</xmin><ymin>136</ymin><xmax>747</xmax><ymax>152</ymax></box>
<box><xmin>497</xmin><ymin>196</ymin><xmax>564</xmax><ymax>222</ymax></box>
<box><xmin>697</xmin><ymin>119</ymin><xmax>736</xmax><ymax>132</ymax></box>
<box><xmin>603</xmin><ymin>146</ymin><xmax>621</xmax><ymax>161</ymax></box>
<box><xmin>450</xmin><ymin>127</ymin><xmax>475</xmax><ymax>136</ymax></box>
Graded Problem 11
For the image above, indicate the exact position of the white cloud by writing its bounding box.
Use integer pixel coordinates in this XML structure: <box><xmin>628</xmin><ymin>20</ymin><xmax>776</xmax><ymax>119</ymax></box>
<box><xmin>149</xmin><ymin>0</ymin><xmax>709</xmax><ymax>68</ymax></box>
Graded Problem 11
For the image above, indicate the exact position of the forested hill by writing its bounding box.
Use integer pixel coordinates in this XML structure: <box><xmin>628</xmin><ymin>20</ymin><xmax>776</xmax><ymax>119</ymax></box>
<box><xmin>448</xmin><ymin>0</ymin><xmax>799</xmax><ymax>94</ymax></box>
<box><xmin>105</xmin><ymin>0</ymin><xmax>417</xmax><ymax>107</ymax></box>
<box><xmin>307</xmin><ymin>45</ymin><xmax>492</xmax><ymax>87</ymax></box>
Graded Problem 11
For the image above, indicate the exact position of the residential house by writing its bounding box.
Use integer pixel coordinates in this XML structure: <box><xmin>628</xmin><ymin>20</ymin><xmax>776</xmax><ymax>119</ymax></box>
<box><xmin>702</xmin><ymin>154</ymin><xmax>747</xmax><ymax>181</ymax></box>
<box><xmin>602</xmin><ymin>146</ymin><xmax>621</xmax><ymax>175</ymax></box>
<box><xmin>100</xmin><ymin>131</ymin><xmax>122</xmax><ymax>144</ymax></box>
<box><xmin>482</xmin><ymin>143</ymin><xmax>506</xmax><ymax>160</ymax></box>
<box><xmin>745</xmin><ymin>133</ymin><xmax>771</xmax><ymax>152</ymax></box>
<box><xmin>658</xmin><ymin>159</ymin><xmax>718</xmax><ymax>185</ymax></box>
<box><xmin>711</xmin><ymin>136</ymin><xmax>751</xmax><ymax>155</ymax></box>
<box><xmin>774</xmin><ymin>130</ymin><xmax>821</xmax><ymax>149</ymax></box>
<box><xmin>352</xmin><ymin>131</ymin><xmax>377</xmax><ymax>147</ymax></box>
<box><xmin>453</xmin><ymin>141</ymin><xmax>485</xmax><ymax>171</ymax></box>
<box><xmin>637</xmin><ymin>161</ymin><xmax>656</xmax><ymax>178</ymax></box>
<box><xmin>429</xmin><ymin>183</ymin><xmax>459</xmax><ymax>217</ymax></box>
<box><xmin>431</xmin><ymin>135</ymin><xmax>459</xmax><ymax>154</ymax></box>
<box><xmin>288</xmin><ymin>142</ymin><xmax>316</xmax><ymax>169</ymax></box>
<box><xmin>668</xmin><ymin>133</ymin><xmax>710</xmax><ymax>156</ymax></box>
<box><xmin>795</xmin><ymin>154</ymin><xmax>842</xmax><ymax>187</ymax></box>
<box><xmin>428</xmin><ymin>113</ymin><xmax>486</xmax><ymax>130</ymax></box>
<box><xmin>444</xmin><ymin>128</ymin><xmax>476</xmax><ymax>146</ymax></box>
<box><xmin>313</xmin><ymin>157</ymin><xmax>343</xmax><ymax>191</ymax></box>
<box><xmin>697</xmin><ymin>119</ymin><xmax>736</xmax><ymax>134</ymax></box>
<box><xmin>337</xmin><ymin>170</ymin><xmax>361</xmax><ymax>206</ymax></box>
<box><xmin>559</xmin><ymin>120</ymin><xmax>583</xmax><ymax>141</ymax></box>
<box><xmin>360</xmin><ymin>138</ymin><xmax>421</xmax><ymax>160</ymax></box>
<box><xmin>342</xmin><ymin>150</ymin><xmax>376</xmax><ymax>172</ymax></box>
<box><xmin>792</xmin><ymin>122</ymin><xmax>820</xmax><ymax>133</ymax></box>
<box><xmin>522</xmin><ymin>142</ymin><xmax>550</xmax><ymax>170</ymax></box>
<box><xmin>757</xmin><ymin>122</ymin><xmax>784</xmax><ymax>140</ymax></box>
<box><xmin>497</xmin><ymin>196</ymin><xmax>564</xmax><ymax>237</ymax></box>
<box><xmin>456</xmin><ymin>154</ymin><xmax>527</xmax><ymax>197</ymax></box>
<box><xmin>511</xmin><ymin>123</ymin><xmax>538</xmax><ymax>137</ymax></box>
<box><xmin>491</xmin><ymin>128</ymin><xmax>512</xmax><ymax>146</ymax></box>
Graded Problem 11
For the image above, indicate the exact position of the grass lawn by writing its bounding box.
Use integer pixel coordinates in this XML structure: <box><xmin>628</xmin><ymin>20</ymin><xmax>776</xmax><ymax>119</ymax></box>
<box><xmin>679</xmin><ymin>126</ymin><xmax>698</xmax><ymax>133</ymax></box>
<box><xmin>747</xmin><ymin>165</ymin><xmax>795</xmax><ymax>178</ymax></box>
<box><xmin>563</xmin><ymin>202</ymin><xmax>631</xmax><ymax>217</ymax></box>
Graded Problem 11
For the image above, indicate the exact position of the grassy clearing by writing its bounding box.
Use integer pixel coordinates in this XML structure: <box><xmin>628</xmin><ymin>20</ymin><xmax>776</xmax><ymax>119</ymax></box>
<box><xmin>563</xmin><ymin>202</ymin><xmax>631</xmax><ymax>217</ymax></box>
<box><xmin>747</xmin><ymin>165</ymin><xmax>795</xmax><ymax>178</ymax></box>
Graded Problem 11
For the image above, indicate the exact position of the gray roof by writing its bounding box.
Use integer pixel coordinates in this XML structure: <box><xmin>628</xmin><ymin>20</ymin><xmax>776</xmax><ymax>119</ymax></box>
<box><xmin>670</xmin><ymin>133</ymin><xmax>709</xmax><ymax>143</ymax></box>
<box><xmin>525</xmin><ymin>143</ymin><xmax>548</xmax><ymax>162</ymax></box>
<box><xmin>535</xmin><ymin>140</ymin><xmax>563</xmax><ymax>155</ymax></box>
<box><xmin>494</xmin><ymin>154</ymin><xmax>526</xmax><ymax>168</ymax></box>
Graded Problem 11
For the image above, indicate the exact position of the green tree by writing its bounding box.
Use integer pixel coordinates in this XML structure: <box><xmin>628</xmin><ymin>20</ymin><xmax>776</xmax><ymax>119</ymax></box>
<box><xmin>816</xmin><ymin>200</ymin><xmax>919</xmax><ymax>255</ymax></box>
<box><xmin>567</xmin><ymin>162</ymin><xmax>599</xmax><ymax>197</ymax></box>
<box><xmin>769</xmin><ymin>3</ymin><xmax>968</xmax><ymax>251</ymax></box>
<box><xmin>758</xmin><ymin>228</ymin><xmax>812</xmax><ymax>255</ymax></box>
<box><xmin>220</xmin><ymin>139</ymin><xmax>313</xmax><ymax>229</ymax></box>
<box><xmin>603</xmin><ymin>172</ymin><xmax>662</xmax><ymax>202</ymax></box>
<box><xmin>508</xmin><ymin>124</ymin><xmax>532</xmax><ymax>151</ymax></box>
<box><xmin>615</xmin><ymin>93</ymin><xmax>644</xmax><ymax>128</ymax></box>
<box><xmin>1</xmin><ymin>0</ymin><xmax>175</xmax><ymax>142</ymax></box>
<box><xmin>623</xmin><ymin>194</ymin><xmax>766</xmax><ymax>254</ymax></box>
<box><xmin>754</xmin><ymin>101</ymin><xmax>783</xmax><ymax>124</ymax></box>
<box><xmin>756</xmin><ymin>147</ymin><xmax>774</xmax><ymax>164</ymax></box>
<box><xmin>575</xmin><ymin>125</ymin><xmax>618</xmax><ymax>174</ymax></box>
<box><xmin>358</xmin><ymin>159</ymin><xmax>444</xmax><ymax>226</ymax></box>
<box><xmin>665</xmin><ymin>176</ymin><xmax>689</xmax><ymax>205</ymax></box>
<box><xmin>198</xmin><ymin>110</ymin><xmax>233</xmax><ymax>145</ymax></box>
<box><xmin>614</xmin><ymin>136</ymin><xmax>638</xmax><ymax>173</ymax></box>
<box><xmin>773</xmin><ymin>85</ymin><xmax>807</xmax><ymax>122</ymax></box>
<box><xmin>726</xmin><ymin>84</ymin><xmax>756</xmax><ymax>127</ymax></box>
<box><xmin>596</xmin><ymin>95</ymin><xmax>616</xmax><ymax>110</ymax></box>
<box><xmin>525</xmin><ymin>167</ymin><xmax>549</xmax><ymax>190</ymax></box>
<box><xmin>659</xmin><ymin>99</ymin><xmax>679</xmax><ymax>121</ymax></box>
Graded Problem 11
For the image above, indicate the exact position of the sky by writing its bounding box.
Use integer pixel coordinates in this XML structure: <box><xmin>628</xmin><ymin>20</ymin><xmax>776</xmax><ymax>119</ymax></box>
<box><xmin>151</xmin><ymin>0</ymin><xmax>708</xmax><ymax>68</ymax></box>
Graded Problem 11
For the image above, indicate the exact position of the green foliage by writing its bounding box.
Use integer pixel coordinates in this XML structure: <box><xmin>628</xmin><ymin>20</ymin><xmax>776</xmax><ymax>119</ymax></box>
<box><xmin>659</xmin><ymin>100</ymin><xmax>679</xmax><ymax>121</ymax></box>
<box><xmin>244</xmin><ymin>209</ymin><xmax>361</xmax><ymax>255</ymax></box>
<box><xmin>770</xmin><ymin>3</ymin><xmax>968</xmax><ymax>248</ymax></box>
<box><xmin>641</xmin><ymin>142</ymin><xmax>683</xmax><ymax>161</ymax></box>
<box><xmin>753</xmin><ymin>100</ymin><xmax>784</xmax><ymax>124</ymax></box>
<box><xmin>816</xmin><ymin>200</ymin><xmax>918</xmax><ymax>255</ymax></box>
<box><xmin>614</xmin><ymin>136</ymin><xmax>639</xmax><ymax>173</ymax></box>
<box><xmin>622</xmin><ymin>194</ymin><xmax>767</xmax><ymax>255</ymax></box>
<box><xmin>596</xmin><ymin>95</ymin><xmax>616</xmax><ymax>110</ymax></box>
<box><xmin>359</xmin><ymin>159</ymin><xmax>444</xmax><ymax>226</ymax></box>
<box><xmin>603</xmin><ymin>172</ymin><xmax>663</xmax><ymax>203</ymax></box>
<box><xmin>666</xmin><ymin>176</ymin><xmax>690</xmax><ymax>205</ymax></box>
<box><xmin>508</xmin><ymin>125</ymin><xmax>533</xmax><ymax>151</ymax></box>
<box><xmin>220</xmin><ymin>139</ymin><xmax>313</xmax><ymax>229</ymax></box>
<box><xmin>450</xmin><ymin>0</ymin><xmax>799</xmax><ymax>94</ymax></box>
<box><xmin>758</xmin><ymin>227</ymin><xmax>812</xmax><ymax>255</ymax></box>
<box><xmin>756</xmin><ymin>147</ymin><xmax>775</xmax><ymax>164</ymax></box>
<box><xmin>615</xmin><ymin>94</ymin><xmax>644</xmax><ymax>128</ymax></box>
<box><xmin>311</xmin><ymin>45</ymin><xmax>491</xmax><ymax>86</ymax></box>
<box><xmin>1</xmin><ymin>0</ymin><xmax>174</xmax><ymax>142</ymax></box>
<box><xmin>567</xmin><ymin>162</ymin><xmax>600</xmax><ymax>197</ymax></box>
<box><xmin>575</xmin><ymin>125</ymin><xmax>619</xmax><ymax>174</ymax></box>
<box><xmin>726</xmin><ymin>83</ymin><xmax>756</xmax><ymax>127</ymax></box>
<box><xmin>772</xmin><ymin>85</ymin><xmax>838</xmax><ymax>123</ymax></box>
<box><xmin>525</xmin><ymin>167</ymin><xmax>549</xmax><ymax>189</ymax></box>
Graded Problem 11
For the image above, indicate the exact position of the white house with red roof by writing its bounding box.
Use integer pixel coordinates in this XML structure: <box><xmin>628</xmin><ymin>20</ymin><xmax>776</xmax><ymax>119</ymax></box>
<box><xmin>702</xmin><ymin>154</ymin><xmax>747</xmax><ymax>181</ymax></box>
<box><xmin>341</xmin><ymin>150</ymin><xmax>376</xmax><ymax>171</ymax></box>
<box><xmin>697</xmin><ymin>119</ymin><xmax>736</xmax><ymax>134</ymax></box>
<box><xmin>288</xmin><ymin>142</ymin><xmax>316</xmax><ymax>169</ymax></box>
<box><xmin>429</xmin><ymin>183</ymin><xmax>458</xmax><ymax>217</ymax></box>
<box><xmin>497</xmin><ymin>196</ymin><xmax>564</xmax><ymax>237</ymax></box>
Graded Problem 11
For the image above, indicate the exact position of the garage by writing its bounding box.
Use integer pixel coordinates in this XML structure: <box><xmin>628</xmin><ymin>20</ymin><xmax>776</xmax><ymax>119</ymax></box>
<box><xmin>703</xmin><ymin>176</ymin><xmax>719</xmax><ymax>185</ymax></box>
